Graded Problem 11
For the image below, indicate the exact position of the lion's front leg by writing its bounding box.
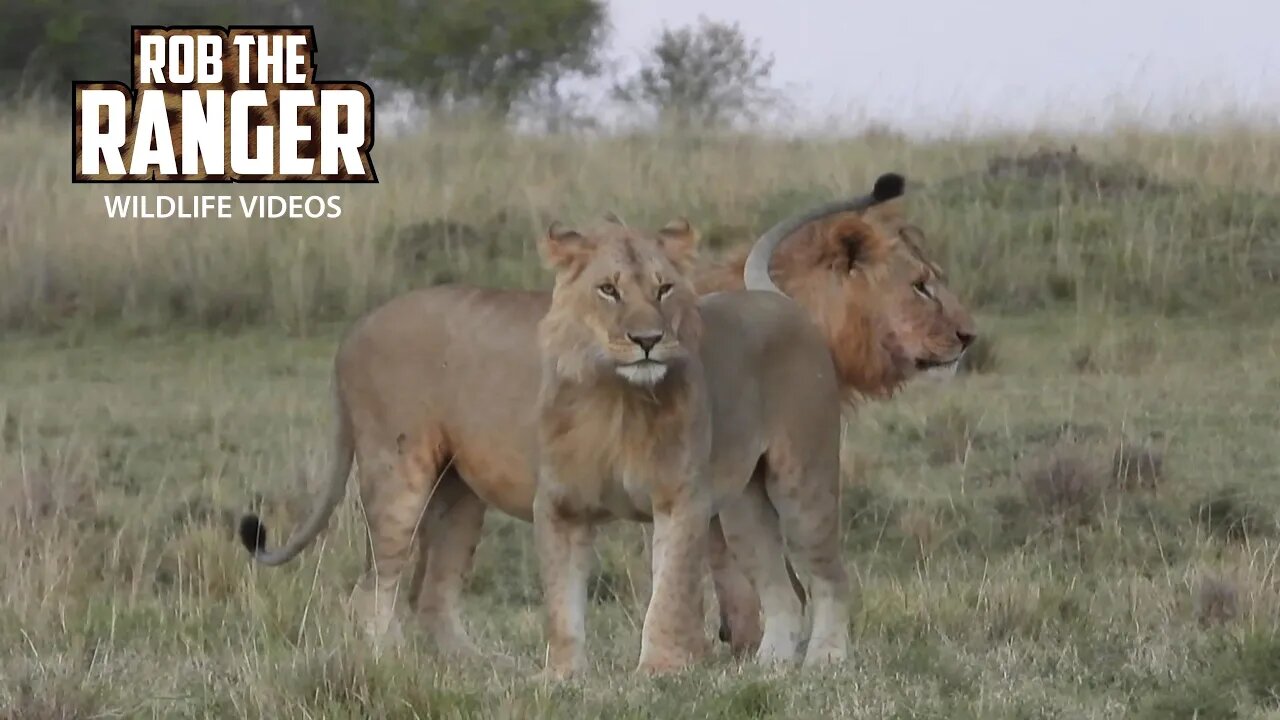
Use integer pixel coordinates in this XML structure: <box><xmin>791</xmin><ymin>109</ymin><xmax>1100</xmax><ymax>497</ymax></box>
<box><xmin>533</xmin><ymin>484</ymin><xmax>594</xmax><ymax>679</ymax></box>
<box><xmin>637</xmin><ymin>486</ymin><xmax>712</xmax><ymax>674</ymax></box>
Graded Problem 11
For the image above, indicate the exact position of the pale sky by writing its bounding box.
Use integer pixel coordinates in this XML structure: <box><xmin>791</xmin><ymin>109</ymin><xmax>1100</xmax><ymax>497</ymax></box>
<box><xmin>607</xmin><ymin>0</ymin><xmax>1280</xmax><ymax>135</ymax></box>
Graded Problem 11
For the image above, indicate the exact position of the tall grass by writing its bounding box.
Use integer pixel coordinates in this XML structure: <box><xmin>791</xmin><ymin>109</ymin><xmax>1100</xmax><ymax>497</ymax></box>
<box><xmin>4</xmin><ymin>105</ymin><xmax>1280</xmax><ymax>334</ymax></box>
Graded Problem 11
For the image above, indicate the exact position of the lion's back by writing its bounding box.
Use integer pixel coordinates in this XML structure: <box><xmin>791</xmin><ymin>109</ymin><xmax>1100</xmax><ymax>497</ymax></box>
<box><xmin>332</xmin><ymin>284</ymin><xmax>550</xmax><ymax>434</ymax></box>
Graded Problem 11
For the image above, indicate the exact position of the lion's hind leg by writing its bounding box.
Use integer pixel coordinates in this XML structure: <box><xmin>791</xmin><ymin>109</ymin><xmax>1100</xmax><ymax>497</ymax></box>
<box><xmin>709</xmin><ymin>516</ymin><xmax>764</xmax><ymax>658</ymax></box>
<box><xmin>718</xmin><ymin>477</ymin><xmax>803</xmax><ymax>665</ymax></box>
<box><xmin>764</xmin><ymin>452</ymin><xmax>848</xmax><ymax>667</ymax></box>
<box><xmin>348</xmin><ymin>440</ymin><xmax>437</xmax><ymax>650</ymax></box>
<box><xmin>408</xmin><ymin>470</ymin><xmax>493</xmax><ymax>660</ymax></box>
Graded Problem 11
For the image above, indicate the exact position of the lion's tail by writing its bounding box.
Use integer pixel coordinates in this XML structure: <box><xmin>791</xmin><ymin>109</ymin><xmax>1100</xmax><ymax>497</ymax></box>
<box><xmin>743</xmin><ymin>172</ymin><xmax>906</xmax><ymax>294</ymax></box>
<box><xmin>237</xmin><ymin>383</ymin><xmax>354</xmax><ymax>566</ymax></box>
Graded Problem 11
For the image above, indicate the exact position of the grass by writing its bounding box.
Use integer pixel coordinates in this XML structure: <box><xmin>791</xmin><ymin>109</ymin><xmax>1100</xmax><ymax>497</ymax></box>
<box><xmin>5</xmin><ymin>105</ymin><xmax>1280</xmax><ymax>717</ymax></box>
<box><xmin>5</xmin><ymin>106</ymin><xmax>1280</xmax><ymax>332</ymax></box>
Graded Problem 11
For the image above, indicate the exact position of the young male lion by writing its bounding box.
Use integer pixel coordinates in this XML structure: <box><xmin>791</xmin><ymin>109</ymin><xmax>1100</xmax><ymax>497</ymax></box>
<box><xmin>532</xmin><ymin>219</ymin><xmax>715</xmax><ymax>676</ymax></box>
<box><xmin>532</xmin><ymin>217</ymin><xmax>852</xmax><ymax>676</ymax></box>
<box><xmin>237</xmin><ymin>174</ymin><xmax>974</xmax><ymax>661</ymax></box>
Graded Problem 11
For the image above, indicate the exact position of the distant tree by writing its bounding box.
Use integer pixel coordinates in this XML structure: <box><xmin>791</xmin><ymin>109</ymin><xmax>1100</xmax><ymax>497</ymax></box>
<box><xmin>0</xmin><ymin>0</ymin><xmax>304</xmax><ymax>98</ymax></box>
<box><xmin>364</xmin><ymin>0</ymin><xmax>609</xmax><ymax>116</ymax></box>
<box><xmin>517</xmin><ymin>78</ymin><xmax>601</xmax><ymax>134</ymax></box>
<box><xmin>0</xmin><ymin>0</ymin><xmax>610</xmax><ymax>118</ymax></box>
<box><xmin>612</xmin><ymin>16</ymin><xmax>778</xmax><ymax>130</ymax></box>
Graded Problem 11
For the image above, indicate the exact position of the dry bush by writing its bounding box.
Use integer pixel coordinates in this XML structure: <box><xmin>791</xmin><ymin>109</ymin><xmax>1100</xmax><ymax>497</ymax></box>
<box><xmin>1022</xmin><ymin>442</ymin><xmax>1104</xmax><ymax>525</ymax></box>
<box><xmin>1195</xmin><ymin>575</ymin><xmax>1241</xmax><ymax>628</ymax></box>
<box><xmin>1193</xmin><ymin>486</ymin><xmax>1275</xmax><ymax>543</ymax></box>
<box><xmin>985</xmin><ymin>144</ymin><xmax>1169</xmax><ymax>196</ymax></box>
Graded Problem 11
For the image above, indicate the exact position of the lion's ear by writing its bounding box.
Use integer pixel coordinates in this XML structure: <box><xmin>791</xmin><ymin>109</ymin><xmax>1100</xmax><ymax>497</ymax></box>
<box><xmin>657</xmin><ymin>217</ymin><xmax>699</xmax><ymax>269</ymax></box>
<box><xmin>825</xmin><ymin>216</ymin><xmax>890</xmax><ymax>273</ymax></box>
<box><xmin>539</xmin><ymin>222</ymin><xmax>594</xmax><ymax>271</ymax></box>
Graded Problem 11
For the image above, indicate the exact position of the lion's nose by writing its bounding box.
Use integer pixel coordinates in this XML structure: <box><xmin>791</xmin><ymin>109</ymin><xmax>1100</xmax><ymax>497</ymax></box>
<box><xmin>957</xmin><ymin>331</ymin><xmax>975</xmax><ymax>350</ymax></box>
<box><xmin>627</xmin><ymin>331</ymin><xmax>663</xmax><ymax>354</ymax></box>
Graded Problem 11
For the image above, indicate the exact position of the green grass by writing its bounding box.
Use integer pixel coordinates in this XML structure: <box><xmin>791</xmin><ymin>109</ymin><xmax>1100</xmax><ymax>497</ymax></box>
<box><xmin>6</xmin><ymin>106</ymin><xmax>1280</xmax><ymax>717</ymax></box>
<box><xmin>5</xmin><ymin>309</ymin><xmax>1280</xmax><ymax>718</ymax></box>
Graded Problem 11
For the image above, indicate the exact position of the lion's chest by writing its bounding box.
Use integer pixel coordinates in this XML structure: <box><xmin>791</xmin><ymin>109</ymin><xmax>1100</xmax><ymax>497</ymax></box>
<box><xmin>540</xmin><ymin>396</ymin><xmax>687</xmax><ymax>523</ymax></box>
<box><xmin>548</xmin><ymin>428</ymin><xmax>665</xmax><ymax>523</ymax></box>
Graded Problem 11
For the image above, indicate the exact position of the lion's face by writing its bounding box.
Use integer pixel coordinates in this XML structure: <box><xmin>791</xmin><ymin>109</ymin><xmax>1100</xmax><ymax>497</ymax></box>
<box><xmin>767</xmin><ymin>206</ymin><xmax>975</xmax><ymax>398</ymax></box>
<box><xmin>538</xmin><ymin>219</ymin><xmax>703</xmax><ymax>388</ymax></box>
<box><xmin>863</xmin><ymin>204</ymin><xmax>976</xmax><ymax>382</ymax></box>
<box><xmin>880</xmin><ymin>240</ymin><xmax>975</xmax><ymax>379</ymax></box>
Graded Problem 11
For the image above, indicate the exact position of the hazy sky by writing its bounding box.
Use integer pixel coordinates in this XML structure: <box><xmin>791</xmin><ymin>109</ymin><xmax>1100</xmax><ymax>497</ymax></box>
<box><xmin>608</xmin><ymin>0</ymin><xmax>1280</xmax><ymax>134</ymax></box>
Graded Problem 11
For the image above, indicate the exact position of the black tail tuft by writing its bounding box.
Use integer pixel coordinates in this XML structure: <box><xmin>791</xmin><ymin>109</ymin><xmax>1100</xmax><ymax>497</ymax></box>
<box><xmin>871</xmin><ymin>172</ymin><xmax>906</xmax><ymax>203</ymax></box>
<box><xmin>238</xmin><ymin>514</ymin><xmax>268</xmax><ymax>554</ymax></box>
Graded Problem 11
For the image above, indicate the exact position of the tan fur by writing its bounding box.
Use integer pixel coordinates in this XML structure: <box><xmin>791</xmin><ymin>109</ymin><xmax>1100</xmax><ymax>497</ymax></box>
<box><xmin>690</xmin><ymin>201</ymin><xmax>976</xmax><ymax>655</ymax></box>
<box><xmin>238</xmin><ymin>180</ymin><xmax>975</xmax><ymax>665</ymax></box>
<box><xmin>533</xmin><ymin>220</ymin><xmax>714</xmax><ymax>676</ymax></box>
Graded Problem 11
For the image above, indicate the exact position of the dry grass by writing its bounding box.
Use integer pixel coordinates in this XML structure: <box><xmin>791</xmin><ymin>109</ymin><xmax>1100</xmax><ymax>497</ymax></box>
<box><xmin>1112</xmin><ymin>440</ymin><xmax>1166</xmax><ymax>491</ymax></box>
<box><xmin>5</xmin><ymin>105</ymin><xmax>1280</xmax><ymax>332</ymax></box>
<box><xmin>6</xmin><ymin>105</ymin><xmax>1280</xmax><ymax>717</ymax></box>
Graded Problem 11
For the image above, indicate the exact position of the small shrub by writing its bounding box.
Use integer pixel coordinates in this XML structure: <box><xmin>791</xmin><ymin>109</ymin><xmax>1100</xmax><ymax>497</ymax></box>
<box><xmin>1023</xmin><ymin>444</ymin><xmax>1103</xmax><ymax>525</ymax></box>
<box><xmin>1193</xmin><ymin>487</ymin><xmax>1276</xmax><ymax>543</ymax></box>
<box><xmin>1196</xmin><ymin>575</ymin><xmax>1240</xmax><ymax>628</ymax></box>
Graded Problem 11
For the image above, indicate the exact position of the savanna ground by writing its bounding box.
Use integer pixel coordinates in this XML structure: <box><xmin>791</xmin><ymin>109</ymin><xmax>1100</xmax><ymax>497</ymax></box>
<box><xmin>4</xmin><ymin>106</ymin><xmax>1280</xmax><ymax>718</ymax></box>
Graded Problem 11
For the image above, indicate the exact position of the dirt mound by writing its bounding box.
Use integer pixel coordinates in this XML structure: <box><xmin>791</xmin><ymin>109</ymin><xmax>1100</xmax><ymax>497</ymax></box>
<box><xmin>985</xmin><ymin>145</ymin><xmax>1167</xmax><ymax>197</ymax></box>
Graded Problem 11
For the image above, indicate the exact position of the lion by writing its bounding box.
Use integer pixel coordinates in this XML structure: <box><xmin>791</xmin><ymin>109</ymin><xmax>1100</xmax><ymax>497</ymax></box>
<box><xmin>531</xmin><ymin>218</ymin><xmax>714</xmax><ymax>676</ymax></box>
<box><xmin>532</xmin><ymin>216</ymin><xmax>861</xmax><ymax>676</ymax></box>
<box><xmin>236</xmin><ymin>173</ymin><xmax>976</xmax><ymax>661</ymax></box>
<box><xmin>692</xmin><ymin>175</ymin><xmax>977</xmax><ymax>653</ymax></box>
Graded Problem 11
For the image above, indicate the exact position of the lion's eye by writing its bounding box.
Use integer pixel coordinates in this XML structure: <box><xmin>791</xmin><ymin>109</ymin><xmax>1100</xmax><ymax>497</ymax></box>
<box><xmin>656</xmin><ymin>283</ymin><xmax>674</xmax><ymax>300</ymax></box>
<box><xmin>597</xmin><ymin>283</ymin><xmax>620</xmax><ymax>301</ymax></box>
<box><xmin>913</xmin><ymin>280</ymin><xmax>934</xmax><ymax>300</ymax></box>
